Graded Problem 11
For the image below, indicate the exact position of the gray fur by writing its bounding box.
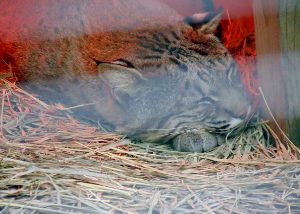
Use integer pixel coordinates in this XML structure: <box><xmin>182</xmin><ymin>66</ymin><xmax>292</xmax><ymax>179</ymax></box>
<box><xmin>18</xmin><ymin>12</ymin><xmax>251</xmax><ymax>152</ymax></box>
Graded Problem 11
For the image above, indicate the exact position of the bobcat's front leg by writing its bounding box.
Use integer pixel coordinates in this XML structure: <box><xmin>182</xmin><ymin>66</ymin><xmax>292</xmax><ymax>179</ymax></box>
<box><xmin>172</xmin><ymin>130</ymin><xmax>224</xmax><ymax>152</ymax></box>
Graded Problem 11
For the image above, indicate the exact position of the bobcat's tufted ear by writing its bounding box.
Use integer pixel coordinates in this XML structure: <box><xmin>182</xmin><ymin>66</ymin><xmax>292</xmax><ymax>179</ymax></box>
<box><xmin>98</xmin><ymin>63</ymin><xmax>145</xmax><ymax>104</ymax></box>
<box><xmin>185</xmin><ymin>11</ymin><xmax>223</xmax><ymax>34</ymax></box>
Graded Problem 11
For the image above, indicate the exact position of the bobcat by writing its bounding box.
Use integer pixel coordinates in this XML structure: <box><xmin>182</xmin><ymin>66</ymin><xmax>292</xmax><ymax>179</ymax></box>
<box><xmin>0</xmin><ymin>0</ymin><xmax>251</xmax><ymax>152</ymax></box>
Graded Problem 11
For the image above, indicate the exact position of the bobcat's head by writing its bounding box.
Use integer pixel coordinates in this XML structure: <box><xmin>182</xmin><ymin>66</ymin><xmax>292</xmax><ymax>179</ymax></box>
<box><xmin>93</xmin><ymin>12</ymin><xmax>252</xmax><ymax>142</ymax></box>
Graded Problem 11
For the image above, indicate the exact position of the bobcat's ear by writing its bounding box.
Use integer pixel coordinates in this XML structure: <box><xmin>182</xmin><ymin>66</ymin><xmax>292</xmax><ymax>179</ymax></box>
<box><xmin>98</xmin><ymin>63</ymin><xmax>145</xmax><ymax>104</ymax></box>
<box><xmin>184</xmin><ymin>11</ymin><xmax>223</xmax><ymax>34</ymax></box>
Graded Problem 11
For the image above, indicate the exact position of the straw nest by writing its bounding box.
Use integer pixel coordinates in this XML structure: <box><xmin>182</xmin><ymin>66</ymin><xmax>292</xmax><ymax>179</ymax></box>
<box><xmin>0</xmin><ymin>72</ymin><xmax>300</xmax><ymax>214</ymax></box>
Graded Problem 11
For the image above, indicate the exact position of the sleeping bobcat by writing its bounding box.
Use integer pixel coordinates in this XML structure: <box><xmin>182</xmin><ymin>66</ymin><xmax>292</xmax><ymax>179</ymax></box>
<box><xmin>0</xmin><ymin>0</ymin><xmax>251</xmax><ymax>152</ymax></box>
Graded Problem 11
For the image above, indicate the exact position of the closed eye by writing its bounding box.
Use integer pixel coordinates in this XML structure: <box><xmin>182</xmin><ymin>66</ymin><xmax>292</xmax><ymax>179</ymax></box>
<box><xmin>199</xmin><ymin>96</ymin><xmax>215</xmax><ymax>104</ymax></box>
<box><xmin>112</xmin><ymin>59</ymin><xmax>135</xmax><ymax>68</ymax></box>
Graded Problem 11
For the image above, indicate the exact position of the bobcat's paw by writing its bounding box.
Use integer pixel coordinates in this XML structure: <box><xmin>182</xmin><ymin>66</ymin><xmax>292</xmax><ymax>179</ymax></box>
<box><xmin>172</xmin><ymin>131</ymin><xmax>224</xmax><ymax>152</ymax></box>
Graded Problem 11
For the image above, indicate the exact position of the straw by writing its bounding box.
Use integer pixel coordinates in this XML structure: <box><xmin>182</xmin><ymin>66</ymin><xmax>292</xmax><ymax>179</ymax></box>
<box><xmin>0</xmin><ymin>71</ymin><xmax>299</xmax><ymax>214</ymax></box>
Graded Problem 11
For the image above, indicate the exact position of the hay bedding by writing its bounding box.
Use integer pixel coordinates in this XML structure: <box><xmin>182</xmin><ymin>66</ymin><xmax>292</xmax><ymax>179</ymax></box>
<box><xmin>1</xmin><ymin>16</ymin><xmax>300</xmax><ymax>214</ymax></box>
<box><xmin>1</xmin><ymin>76</ymin><xmax>300</xmax><ymax>214</ymax></box>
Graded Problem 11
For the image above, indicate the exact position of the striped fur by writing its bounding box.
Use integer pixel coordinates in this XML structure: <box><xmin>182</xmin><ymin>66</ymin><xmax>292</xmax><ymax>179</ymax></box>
<box><xmin>92</xmin><ymin>18</ymin><xmax>251</xmax><ymax>152</ymax></box>
<box><xmin>15</xmin><ymin>12</ymin><xmax>251</xmax><ymax>152</ymax></box>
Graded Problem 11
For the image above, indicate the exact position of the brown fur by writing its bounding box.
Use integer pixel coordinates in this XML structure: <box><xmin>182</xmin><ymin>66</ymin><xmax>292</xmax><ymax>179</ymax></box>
<box><xmin>0</xmin><ymin>0</ymin><xmax>182</xmax><ymax>78</ymax></box>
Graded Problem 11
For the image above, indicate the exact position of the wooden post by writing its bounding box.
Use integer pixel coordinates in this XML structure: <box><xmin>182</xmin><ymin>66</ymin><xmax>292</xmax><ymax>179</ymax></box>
<box><xmin>253</xmin><ymin>0</ymin><xmax>288</xmax><ymax>141</ymax></box>
<box><xmin>279</xmin><ymin>0</ymin><xmax>300</xmax><ymax>146</ymax></box>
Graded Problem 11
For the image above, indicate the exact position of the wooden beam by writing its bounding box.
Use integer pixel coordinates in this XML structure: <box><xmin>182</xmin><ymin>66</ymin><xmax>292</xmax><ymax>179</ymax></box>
<box><xmin>253</xmin><ymin>0</ymin><xmax>288</xmax><ymax>141</ymax></box>
<box><xmin>279</xmin><ymin>0</ymin><xmax>300</xmax><ymax>146</ymax></box>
